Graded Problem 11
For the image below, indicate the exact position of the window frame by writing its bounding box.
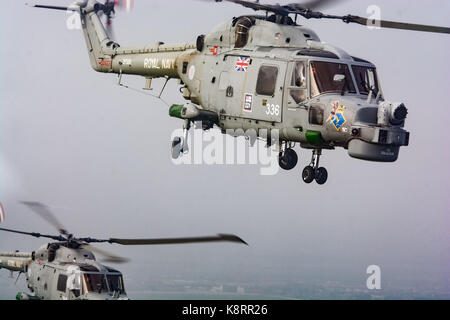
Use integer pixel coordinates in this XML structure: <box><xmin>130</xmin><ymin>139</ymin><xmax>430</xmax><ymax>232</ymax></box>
<box><xmin>290</xmin><ymin>61</ymin><xmax>307</xmax><ymax>88</ymax></box>
<box><xmin>81</xmin><ymin>272</ymin><xmax>125</xmax><ymax>294</ymax></box>
<box><xmin>287</xmin><ymin>60</ymin><xmax>308</xmax><ymax>104</ymax></box>
<box><xmin>351</xmin><ymin>65</ymin><xmax>380</xmax><ymax>96</ymax></box>
<box><xmin>256</xmin><ymin>64</ymin><xmax>279</xmax><ymax>97</ymax></box>
<box><xmin>309</xmin><ymin>60</ymin><xmax>357</xmax><ymax>98</ymax></box>
<box><xmin>57</xmin><ymin>274</ymin><xmax>68</xmax><ymax>293</ymax></box>
<box><xmin>106</xmin><ymin>274</ymin><xmax>126</xmax><ymax>294</ymax></box>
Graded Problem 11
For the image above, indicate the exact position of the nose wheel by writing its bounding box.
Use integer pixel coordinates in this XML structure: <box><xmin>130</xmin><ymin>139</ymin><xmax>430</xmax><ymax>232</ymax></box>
<box><xmin>302</xmin><ymin>165</ymin><xmax>315</xmax><ymax>183</ymax></box>
<box><xmin>302</xmin><ymin>149</ymin><xmax>328</xmax><ymax>185</ymax></box>
<box><xmin>314</xmin><ymin>167</ymin><xmax>328</xmax><ymax>185</ymax></box>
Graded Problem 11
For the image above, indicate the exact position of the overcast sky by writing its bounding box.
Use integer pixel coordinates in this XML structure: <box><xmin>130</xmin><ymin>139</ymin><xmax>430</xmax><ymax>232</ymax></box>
<box><xmin>1</xmin><ymin>0</ymin><xmax>449</xmax><ymax>299</ymax></box>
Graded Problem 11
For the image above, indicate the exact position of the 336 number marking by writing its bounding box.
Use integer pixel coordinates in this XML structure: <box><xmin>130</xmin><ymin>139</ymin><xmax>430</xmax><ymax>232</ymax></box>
<box><xmin>265</xmin><ymin>104</ymin><xmax>280</xmax><ymax>116</ymax></box>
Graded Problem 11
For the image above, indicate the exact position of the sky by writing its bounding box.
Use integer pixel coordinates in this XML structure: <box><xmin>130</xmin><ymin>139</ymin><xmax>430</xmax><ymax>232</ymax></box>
<box><xmin>0</xmin><ymin>0</ymin><xmax>449</xmax><ymax>299</ymax></box>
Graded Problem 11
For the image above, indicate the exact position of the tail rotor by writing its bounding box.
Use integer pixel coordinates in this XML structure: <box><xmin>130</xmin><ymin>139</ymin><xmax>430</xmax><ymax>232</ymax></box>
<box><xmin>99</xmin><ymin>0</ymin><xmax>134</xmax><ymax>39</ymax></box>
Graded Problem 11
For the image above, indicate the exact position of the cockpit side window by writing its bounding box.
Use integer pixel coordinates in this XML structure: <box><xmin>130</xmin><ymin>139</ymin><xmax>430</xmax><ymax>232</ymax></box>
<box><xmin>57</xmin><ymin>274</ymin><xmax>68</xmax><ymax>292</ymax></box>
<box><xmin>107</xmin><ymin>274</ymin><xmax>125</xmax><ymax>294</ymax></box>
<box><xmin>289</xmin><ymin>61</ymin><xmax>307</xmax><ymax>104</ymax></box>
<box><xmin>352</xmin><ymin>65</ymin><xmax>380</xmax><ymax>96</ymax></box>
<box><xmin>256</xmin><ymin>65</ymin><xmax>278</xmax><ymax>96</ymax></box>
<box><xmin>291</xmin><ymin>62</ymin><xmax>306</xmax><ymax>87</ymax></box>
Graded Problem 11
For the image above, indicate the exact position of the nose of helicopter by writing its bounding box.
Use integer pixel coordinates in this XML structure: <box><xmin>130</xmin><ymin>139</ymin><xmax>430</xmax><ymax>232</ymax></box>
<box><xmin>346</xmin><ymin>100</ymin><xmax>410</xmax><ymax>162</ymax></box>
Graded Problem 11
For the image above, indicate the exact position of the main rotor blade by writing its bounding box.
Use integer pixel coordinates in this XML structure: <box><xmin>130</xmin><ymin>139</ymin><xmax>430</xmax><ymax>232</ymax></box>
<box><xmin>215</xmin><ymin>0</ymin><xmax>450</xmax><ymax>34</ymax></box>
<box><xmin>81</xmin><ymin>244</ymin><xmax>129</xmax><ymax>264</ymax></box>
<box><xmin>216</xmin><ymin>0</ymin><xmax>339</xmax><ymax>14</ymax></box>
<box><xmin>216</xmin><ymin>0</ymin><xmax>290</xmax><ymax>15</ymax></box>
<box><xmin>87</xmin><ymin>234</ymin><xmax>248</xmax><ymax>246</ymax></box>
<box><xmin>26</xmin><ymin>4</ymin><xmax>70</xmax><ymax>11</ymax></box>
<box><xmin>292</xmin><ymin>10</ymin><xmax>450</xmax><ymax>34</ymax></box>
<box><xmin>0</xmin><ymin>227</ymin><xmax>66</xmax><ymax>241</ymax></box>
<box><xmin>289</xmin><ymin>0</ymin><xmax>343</xmax><ymax>10</ymax></box>
<box><xmin>343</xmin><ymin>15</ymin><xmax>450</xmax><ymax>34</ymax></box>
<box><xmin>220</xmin><ymin>0</ymin><xmax>275</xmax><ymax>10</ymax></box>
<box><xmin>20</xmin><ymin>201</ymin><xmax>70</xmax><ymax>237</ymax></box>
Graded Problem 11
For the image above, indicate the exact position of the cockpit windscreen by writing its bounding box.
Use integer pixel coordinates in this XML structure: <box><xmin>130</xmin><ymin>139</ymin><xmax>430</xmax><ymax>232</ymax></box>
<box><xmin>310</xmin><ymin>61</ymin><xmax>356</xmax><ymax>97</ymax></box>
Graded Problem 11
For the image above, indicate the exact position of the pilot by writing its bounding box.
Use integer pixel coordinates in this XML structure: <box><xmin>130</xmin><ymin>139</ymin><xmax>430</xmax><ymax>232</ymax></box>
<box><xmin>292</xmin><ymin>62</ymin><xmax>306</xmax><ymax>87</ymax></box>
<box><xmin>290</xmin><ymin>62</ymin><xmax>307</xmax><ymax>104</ymax></box>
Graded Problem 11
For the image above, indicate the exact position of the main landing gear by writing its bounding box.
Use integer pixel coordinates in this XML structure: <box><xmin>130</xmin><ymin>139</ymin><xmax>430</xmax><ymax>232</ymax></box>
<box><xmin>278</xmin><ymin>142</ymin><xmax>298</xmax><ymax>171</ymax></box>
<box><xmin>302</xmin><ymin>149</ymin><xmax>328</xmax><ymax>185</ymax></box>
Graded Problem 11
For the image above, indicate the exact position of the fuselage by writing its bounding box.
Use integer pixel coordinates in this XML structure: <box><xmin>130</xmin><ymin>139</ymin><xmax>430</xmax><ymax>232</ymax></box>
<box><xmin>1</xmin><ymin>243</ymin><xmax>128</xmax><ymax>300</ymax></box>
<box><xmin>72</xmin><ymin>0</ymin><xmax>408</xmax><ymax>162</ymax></box>
<box><xmin>88</xmin><ymin>12</ymin><xmax>408</xmax><ymax>162</ymax></box>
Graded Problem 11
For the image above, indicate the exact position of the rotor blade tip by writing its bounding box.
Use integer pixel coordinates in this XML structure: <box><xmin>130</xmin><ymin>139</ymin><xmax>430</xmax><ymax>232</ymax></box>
<box><xmin>218</xmin><ymin>234</ymin><xmax>248</xmax><ymax>245</ymax></box>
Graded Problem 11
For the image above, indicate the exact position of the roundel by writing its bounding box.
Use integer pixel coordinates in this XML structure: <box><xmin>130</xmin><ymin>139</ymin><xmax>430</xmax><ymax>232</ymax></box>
<box><xmin>188</xmin><ymin>65</ymin><xmax>196</xmax><ymax>80</ymax></box>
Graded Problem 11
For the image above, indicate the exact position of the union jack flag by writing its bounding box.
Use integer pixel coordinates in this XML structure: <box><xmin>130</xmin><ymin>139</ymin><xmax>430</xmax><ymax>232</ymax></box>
<box><xmin>235</xmin><ymin>57</ymin><xmax>250</xmax><ymax>72</ymax></box>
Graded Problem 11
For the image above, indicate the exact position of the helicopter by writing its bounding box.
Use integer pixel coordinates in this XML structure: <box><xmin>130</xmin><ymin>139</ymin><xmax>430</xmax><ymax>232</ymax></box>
<box><xmin>28</xmin><ymin>0</ymin><xmax>449</xmax><ymax>184</ymax></box>
<box><xmin>0</xmin><ymin>201</ymin><xmax>247</xmax><ymax>300</ymax></box>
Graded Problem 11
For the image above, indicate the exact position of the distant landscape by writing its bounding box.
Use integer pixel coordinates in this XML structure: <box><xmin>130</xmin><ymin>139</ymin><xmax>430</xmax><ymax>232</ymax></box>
<box><xmin>3</xmin><ymin>271</ymin><xmax>448</xmax><ymax>300</ymax></box>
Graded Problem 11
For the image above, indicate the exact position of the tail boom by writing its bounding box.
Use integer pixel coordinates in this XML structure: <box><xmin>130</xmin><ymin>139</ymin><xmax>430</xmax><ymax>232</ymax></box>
<box><xmin>0</xmin><ymin>252</ymin><xmax>32</xmax><ymax>272</ymax></box>
<box><xmin>79</xmin><ymin>2</ymin><xmax>195</xmax><ymax>78</ymax></box>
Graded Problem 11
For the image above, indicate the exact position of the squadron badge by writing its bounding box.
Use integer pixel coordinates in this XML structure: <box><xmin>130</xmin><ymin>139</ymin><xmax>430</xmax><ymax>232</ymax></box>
<box><xmin>328</xmin><ymin>101</ymin><xmax>347</xmax><ymax>131</ymax></box>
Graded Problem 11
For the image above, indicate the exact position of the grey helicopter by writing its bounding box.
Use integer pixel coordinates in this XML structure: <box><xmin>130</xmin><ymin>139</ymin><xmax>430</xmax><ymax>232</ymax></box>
<box><xmin>0</xmin><ymin>202</ymin><xmax>247</xmax><ymax>300</ymax></box>
<box><xmin>28</xmin><ymin>0</ymin><xmax>449</xmax><ymax>184</ymax></box>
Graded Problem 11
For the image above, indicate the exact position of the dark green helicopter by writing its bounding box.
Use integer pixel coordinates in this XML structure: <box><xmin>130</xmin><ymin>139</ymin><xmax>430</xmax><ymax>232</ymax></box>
<box><xmin>29</xmin><ymin>0</ymin><xmax>449</xmax><ymax>184</ymax></box>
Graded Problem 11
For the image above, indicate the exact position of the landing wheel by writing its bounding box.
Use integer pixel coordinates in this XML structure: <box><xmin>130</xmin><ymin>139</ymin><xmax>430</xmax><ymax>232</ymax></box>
<box><xmin>315</xmin><ymin>167</ymin><xmax>328</xmax><ymax>185</ymax></box>
<box><xmin>279</xmin><ymin>148</ymin><xmax>298</xmax><ymax>171</ymax></box>
<box><xmin>302</xmin><ymin>166</ymin><xmax>315</xmax><ymax>184</ymax></box>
